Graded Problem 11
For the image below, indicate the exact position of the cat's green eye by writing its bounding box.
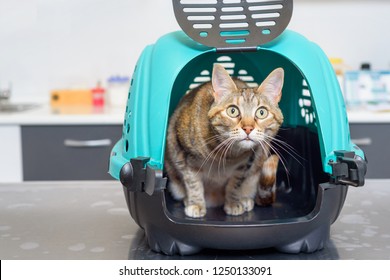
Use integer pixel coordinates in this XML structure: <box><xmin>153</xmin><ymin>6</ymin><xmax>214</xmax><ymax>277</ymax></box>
<box><xmin>226</xmin><ymin>105</ymin><xmax>240</xmax><ymax>118</ymax></box>
<box><xmin>255</xmin><ymin>107</ymin><xmax>268</xmax><ymax>119</ymax></box>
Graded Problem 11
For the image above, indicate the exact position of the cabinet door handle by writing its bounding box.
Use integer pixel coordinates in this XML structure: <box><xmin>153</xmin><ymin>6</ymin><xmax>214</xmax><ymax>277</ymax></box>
<box><xmin>352</xmin><ymin>138</ymin><xmax>372</xmax><ymax>146</ymax></box>
<box><xmin>64</xmin><ymin>139</ymin><xmax>112</xmax><ymax>148</ymax></box>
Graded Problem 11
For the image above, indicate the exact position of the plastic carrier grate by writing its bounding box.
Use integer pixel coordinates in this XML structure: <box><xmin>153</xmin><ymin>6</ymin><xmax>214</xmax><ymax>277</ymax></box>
<box><xmin>187</xmin><ymin>55</ymin><xmax>259</xmax><ymax>91</ymax></box>
<box><xmin>172</xmin><ymin>0</ymin><xmax>293</xmax><ymax>49</ymax></box>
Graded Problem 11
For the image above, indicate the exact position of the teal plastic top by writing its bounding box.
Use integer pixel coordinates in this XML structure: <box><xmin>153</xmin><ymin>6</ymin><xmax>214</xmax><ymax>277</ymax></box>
<box><xmin>109</xmin><ymin>30</ymin><xmax>364</xmax><ymax>180</ymax></box>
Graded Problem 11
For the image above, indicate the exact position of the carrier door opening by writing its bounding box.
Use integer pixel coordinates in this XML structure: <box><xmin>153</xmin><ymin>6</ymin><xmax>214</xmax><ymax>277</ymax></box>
<box><xmin>164</xmin><ymin>50</ymin><xmax>328</xmax><ymax>223</ymax></box>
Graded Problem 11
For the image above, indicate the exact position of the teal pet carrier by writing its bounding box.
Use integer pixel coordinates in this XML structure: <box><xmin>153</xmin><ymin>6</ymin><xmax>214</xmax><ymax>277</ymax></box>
<box><xmin>109</xmin><ymin>0</ymin><xmax>366</xmax><ymax>255</ymax></box>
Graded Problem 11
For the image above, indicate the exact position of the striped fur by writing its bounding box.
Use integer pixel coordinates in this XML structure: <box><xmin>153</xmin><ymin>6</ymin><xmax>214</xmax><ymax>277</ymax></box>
<box><xmin>165</xmin><ymin>64</ymin><xmax>284</xmax><ymax>218</ymax></box>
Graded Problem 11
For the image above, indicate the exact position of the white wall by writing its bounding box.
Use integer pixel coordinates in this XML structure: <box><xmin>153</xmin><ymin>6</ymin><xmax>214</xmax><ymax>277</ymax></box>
<box><xmin>0</xmin><ymin>0</ymin><xmax>389</xmax><ymax>103</ymax></box>
<box><xmin>291</xmin><ymin>0</ymin><xmax>390</xmax><ymax>70</ymax></box>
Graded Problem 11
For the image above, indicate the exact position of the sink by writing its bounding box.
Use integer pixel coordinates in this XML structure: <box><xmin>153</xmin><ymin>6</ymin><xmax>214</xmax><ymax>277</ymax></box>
<box><xmin>0</xmin><ymin>103</ymin><xmax>40</xmax><ymax>113</ymax></box>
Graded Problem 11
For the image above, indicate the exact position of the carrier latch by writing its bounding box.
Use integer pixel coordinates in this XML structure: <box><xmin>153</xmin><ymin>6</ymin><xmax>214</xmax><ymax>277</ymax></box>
<box><xmin>329</xmin><ymin>151</ymin><xmax>367</xmax><ymax>187</ymax></box>
<box><xmin>120</xmin><ymin>157</ymin><xmax>167</xmax><ymax>195</ymax></box>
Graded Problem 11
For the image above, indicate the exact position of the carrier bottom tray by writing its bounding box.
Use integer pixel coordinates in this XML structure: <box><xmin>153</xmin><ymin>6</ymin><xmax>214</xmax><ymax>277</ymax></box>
<box><xmin>162</xmin><ymin>127</ymin><xmax>330</xmax><ymax>224</ymax></box>
<box><xmin>165</xmin><ymin>185</ymin><xmax>315</xmax><ymax>223</ymax></box>
<box><xmin>124</xmin><ymin>182</ymin><xmax>347</xmax><ymax>256</ymax></box>
<box><xmin>123</xmin><ymin>128</ymin><xmax>348</xmax><ymax>255</ymax></box>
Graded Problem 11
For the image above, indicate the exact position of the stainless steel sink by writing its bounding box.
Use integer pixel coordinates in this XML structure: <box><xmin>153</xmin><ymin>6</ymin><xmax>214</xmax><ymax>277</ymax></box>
<box><xmin>0</xmin><ymin>85</ymin><xmax>40</xmax><ymax>113</ymax></box>
<box><xmin>0</xmin><ymin>102</ymin><xmax>40</xmax><ymax>113</ymax></box>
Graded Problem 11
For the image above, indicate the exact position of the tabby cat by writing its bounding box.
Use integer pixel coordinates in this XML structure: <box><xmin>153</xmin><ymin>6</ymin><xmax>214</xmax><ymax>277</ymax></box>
<box><xmin>165</xmin><ymin>64</ymin><xmax>284</xmax><ymax>218</ymax></box>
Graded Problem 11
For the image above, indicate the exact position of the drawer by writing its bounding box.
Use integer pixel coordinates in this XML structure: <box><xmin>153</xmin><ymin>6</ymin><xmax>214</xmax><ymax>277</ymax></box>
<box><xmin>349</xmin><ymin>123</ymin><xmax>390</xmax><ymax>179</ymax></box>
<box><xmin>22</xmin><ymin>125</ymin><xmax>122</xmax><ymax>181</ymax></box>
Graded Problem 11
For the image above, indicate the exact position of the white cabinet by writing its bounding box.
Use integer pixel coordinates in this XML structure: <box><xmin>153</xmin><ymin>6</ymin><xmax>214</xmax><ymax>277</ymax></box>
<box><xmin>0</xmin><ymin>125</ymin><xmax>23</xmax><ymax>182</ymax></box>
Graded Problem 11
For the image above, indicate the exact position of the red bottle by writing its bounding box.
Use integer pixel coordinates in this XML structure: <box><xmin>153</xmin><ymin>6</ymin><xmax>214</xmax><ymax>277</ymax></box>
<box><xmin>92</xmin><ymin>82</ymin><xmax>105</xmax><ymax>107</ymax></box>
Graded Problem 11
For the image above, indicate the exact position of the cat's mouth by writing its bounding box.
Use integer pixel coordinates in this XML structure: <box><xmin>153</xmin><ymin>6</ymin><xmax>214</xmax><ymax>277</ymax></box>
<box><xmin>238</xmin><ymin>137</ymin><xmax>256</xmax><ymax>149</ymax></box>
<box><xmin>242</xmin><ymin>135</ymin><xmax>255</xmax><ymax>142</ymax></box>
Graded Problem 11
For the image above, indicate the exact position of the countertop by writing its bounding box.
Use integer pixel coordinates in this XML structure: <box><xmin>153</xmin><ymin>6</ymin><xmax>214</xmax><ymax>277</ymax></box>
<box><xmin>0</xmin><ymin>104</ymin><xmax>124</xmax><ymax>125</ymax></box>
<box><xmin>1</xmin><ymin>103</ymin><xmax>390</xmax><ymax>125</ymax></box>
<box><xmin>347</xmin><ymin>110</ymin><xmax>390</xmax><ymax>123</ymax></box>
<box><xmin>0</xmin><ymin>180</ymin><xmax>389</xmax><ymax>260</ymax></box>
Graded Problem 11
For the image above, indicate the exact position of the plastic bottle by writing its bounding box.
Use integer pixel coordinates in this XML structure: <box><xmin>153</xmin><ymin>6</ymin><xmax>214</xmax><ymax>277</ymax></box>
<box><xmin>91</xmin><ymin>82</ymin><xmax>105</xmax><ymax>107</ymax></box>
<box><xmin>106</xmin><ymin>75</ymin><xmax>130</xmax><ymax>107</ymax></box>
<box><xmin>357</xmin><ymin>63</ymin><xmax>373</xmax><ymax>106</ymax></box>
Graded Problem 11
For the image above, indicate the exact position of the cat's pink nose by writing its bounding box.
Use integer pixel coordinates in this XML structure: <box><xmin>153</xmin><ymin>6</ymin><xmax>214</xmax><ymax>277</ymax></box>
<box><xmin>242</xmin><ymin>126</ymin><xmax>254</xmax><ymax>135</ymax></box>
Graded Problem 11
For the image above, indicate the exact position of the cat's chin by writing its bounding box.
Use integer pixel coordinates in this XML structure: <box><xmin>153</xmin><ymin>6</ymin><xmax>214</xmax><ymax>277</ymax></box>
<box><xmin>238</xmin><ymin>139</ymin><xmax>257</xmax><ymax>150</ymax></box>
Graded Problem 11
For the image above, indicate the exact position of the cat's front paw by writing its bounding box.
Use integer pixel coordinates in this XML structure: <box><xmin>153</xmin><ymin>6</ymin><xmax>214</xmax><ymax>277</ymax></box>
<box><xmin>255</xmin><ymin>189</ymin><xmax>275</xmax><ymax>206</ymax></box>
<box><xmin>224</xmin><ymin>198</ymin><xmax>254</xmax><ymax>216</ymax></box>
<box><xmin>185</xmin><ymin>204</ymin><xmax>206</xmax><ymax>218</ymax></box>
<box><xmin>241</xmin><ymin>198</ymin><xmax>255</xmax><ymax>212</ymax></box>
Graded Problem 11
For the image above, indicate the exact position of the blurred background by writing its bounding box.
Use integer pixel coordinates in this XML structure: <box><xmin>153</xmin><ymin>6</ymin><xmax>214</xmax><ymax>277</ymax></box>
<box><xmin>1</xmin><ymin>0</ymin><xmax>389</xmax><ymax>182</ymax></box>
<box><xmin>1</xmin><ymin>0</ymin><xmax>389</xmax><ymax>103</ymax></box>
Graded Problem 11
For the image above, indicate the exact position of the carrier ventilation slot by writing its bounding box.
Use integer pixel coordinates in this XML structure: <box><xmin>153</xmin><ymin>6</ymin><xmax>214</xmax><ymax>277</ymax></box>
<box><xmin>123</xmin><ymin>65</ymin><xmax>137</xmax><ymax>152</ymax></box>
<box><xmin>299</xmin><ymin>79</ymin><xmax>316</xmax><ymax>126</ymax></box>
<box><xmin>173</xmin><ymin>0</ymin><xmax>293</xmax><ymax>48</ymax></box>
<box><xmin>187</xmin><ymin>56</ymin><xmax>258</xmax><ymax>92</ymax></box>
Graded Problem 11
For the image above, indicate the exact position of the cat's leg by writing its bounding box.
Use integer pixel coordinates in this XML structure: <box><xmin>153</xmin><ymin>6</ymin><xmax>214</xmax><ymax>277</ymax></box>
<box><xmin>166</xmin><ymin>154</ymin><xmax>206</xmax><ymax>218</ymax></box>
<box><xmin>181</xmin><ymin>168</ymin><xmax>206</xmax><ymax>218</ymax></box>
<box><xmin>167</xmin><ymin>175</ymin><xmax>186</xmax><ymax>201</ymax></box>
<box><xmin>224</xmin><ymin>170</ymin><xmax>258</xmax><ymax>216</ymax></box>
<box><xmin>256</xmin><ymin>154</ymin><xmax>279</xmax><ymax>206</ymax></box>
<box><xmin>165</xmin><ymin>160</ymin><xmax>186</xmax><ymax>201</ymax></box>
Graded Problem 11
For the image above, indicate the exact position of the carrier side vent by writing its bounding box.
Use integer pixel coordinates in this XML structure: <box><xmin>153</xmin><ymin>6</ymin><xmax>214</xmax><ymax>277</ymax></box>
<box><xmin>299</xmin><ymin>79</ymin><xmax>316</xmax><ymax>126</ymax></box>
<box><xmin>123</xmin><ymin>65</ymin><xmax>137</xmax><ymax>153</ymax></box>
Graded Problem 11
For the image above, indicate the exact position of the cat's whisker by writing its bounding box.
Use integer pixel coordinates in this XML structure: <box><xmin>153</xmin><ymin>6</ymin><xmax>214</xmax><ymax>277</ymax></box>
<box><xmin>261</xmin><ymin>133</ymin><xmax>305</xmax><ymax>166</ymax></box>
<box><xmin>258</xmin><ymin>138</ymin><xmax>288</xmax><ymax>174</ymax></box>
<box><xmin>203</xmin><ymin>134</ymin><xmax>225</xmax><ymax>143</ymax></box>
<box><xmin>198</xmin><ymin>137</ymin><xmax>233</xmax><ymax>178</ymax></box>
<box><xmin>217</xmin><ymin>139</ymin><xmax>229</xmax><ymax>176</ymax></box>
<box><xmin>212</xmin><ymin>138</ymin><xmax>236</xmax><ymax>177</ymax></box>
<box><xmin>262</xmin><ymin>139</ymin><xmax>288</xmax><ymax>169</ymax></box>
<box><xmin>259</xmin><ymin>139</ymin><xmax>292</xmax><ymax>190</ymax></box>
<box><xmin>255</xmin><ymin>137</ymin><xmax>270</xmax><ymax>158</ymax></box>
<box><xmin>259</xmin><ymin>132</ymin><xmax>306</xmax><ymax>165</ymax></box>
<box><xmin>196</xmin><ymin>139</ymin><xmax>226</xmax><ymax>176</ymax></box>
<box><xmin>201</xmin><ymin>135</ymin><xmax>225</xmax><ymax>148</ymax></box>
<box><xmin>216</xmin><ymin>137</ymin><xmax>233</xmax><ymax>176</ymax></box>
<box><xmin>220</xmin><ymin>138</ymin><xmax>237</xmax><ymax>174</ymax></box>
<box><xmin>268</xmin><ymin>135</ymin><xmax>304</xmax><ymax>159</ymax></box>
<box><xmin>216</xmin><ymin>140</ymin><xmax>227</xmax><ymax>177</ymax></box>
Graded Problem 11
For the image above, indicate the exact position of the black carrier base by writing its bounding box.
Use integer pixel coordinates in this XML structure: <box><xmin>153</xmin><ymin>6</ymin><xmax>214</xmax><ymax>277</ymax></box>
<box><xmin>121</xmin><ymin>127</ymin><xmax>348</xmax><ymax>255</ymax></box>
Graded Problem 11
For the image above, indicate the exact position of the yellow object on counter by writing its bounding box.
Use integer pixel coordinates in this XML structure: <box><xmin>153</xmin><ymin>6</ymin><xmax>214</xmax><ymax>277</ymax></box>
<box><xmin>50</xmin><ymin>105</ymin><xmax>95</xmax><ymax>115</ymax></box>
<box><xmin>50</xmin><ymin>89</ymin><xmax>92</xmax><ymax>107</ymax></box>
<box><xmin>329</xmin><ymin>57</ymin><xmax>347</xmax><ymax>76</ymax></box>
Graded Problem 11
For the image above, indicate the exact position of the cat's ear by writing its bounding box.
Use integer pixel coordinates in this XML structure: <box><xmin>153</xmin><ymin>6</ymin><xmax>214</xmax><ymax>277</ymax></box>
<box><xmin>212</xmin><ymin>63</ymin><xmax>237</xmax><ymax>101</ymax></box>
<box><xmin>257</xmin><ymin>68</ymin><xmax>284</xmax><ymax>104</ymax></box>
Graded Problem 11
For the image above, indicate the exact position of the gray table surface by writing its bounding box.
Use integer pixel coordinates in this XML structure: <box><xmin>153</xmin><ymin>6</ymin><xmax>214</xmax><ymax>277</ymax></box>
<box><xmin>0</xmin><ymin>180</ymin><xmax>389</xmax><ymax>260</ymax></box>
